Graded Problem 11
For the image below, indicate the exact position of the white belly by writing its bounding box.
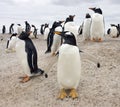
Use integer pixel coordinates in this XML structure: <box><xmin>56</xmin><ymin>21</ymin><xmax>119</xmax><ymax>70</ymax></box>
<box><xmin>15</xmin><ymin>40</ymin><xmax>31</xmax><ymax>76</ymax></box>
<box><xmin>110</xmin><ymin>27</ymin><xmax>118</xmax><ymax>37</ymax></box>
<box><xmin>44</xmin><ymin>28</ymin><xmax>50</xmax><ymax>40</ymax></box>
<box><xmin>90</xmin><ymin>13</ymin><xmax>105</xmax><ymax>40</ymax></box>
<box><xmin>57</xmin><ymin>44</ymin><xmax>81</xmax><ymax>89</ymax></box>
<box><xmin>83</xmin><ymin>18</ymin><xmax>91</xmax><ymax>40</ymax></box>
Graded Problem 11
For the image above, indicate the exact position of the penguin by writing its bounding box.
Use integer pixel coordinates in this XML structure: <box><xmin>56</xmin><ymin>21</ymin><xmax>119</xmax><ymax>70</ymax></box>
<box><xmin>6</xmin><ymin>32</ymin><xmax>48</xmax><ymax>83</ymax></box>
<box><xmin>107</xmin><ymin>24</ymin><xmax>119</xmax><ymax>38</ymax></box>
<box><xmin>25</xmin><ymin>21</ymin><xmax>31</xmax><ymax>33</ymax></box>
<box><xmin>31</xmin><ymin>24</ymin><xmax>38</xmax><ymax>39</ymax></box>
<box><xmin>89</xmin><ymin>7</ymin><xmax>105</xmax><ymax>42</ymax></box>
<box><xmin>5</xmin><ymin>33</ymin><xmax>17</xmax><ymax>52</ymax></box>
<box><xmin>64</xmin><ymin>15</ymin><xmax>78</xmax><ymax>40</ymax></box>
<box><xmin>2</xmin><ymin>25</ymin><xmax>6</xmax><ymax>34</ymax></box>
<box><xmin>78</xmin><ymin>25</ymin><xmax>83</xmax><ymax>35</ymax></box>
<box><xmin>17</xmin><ymin>24</ymin><xmax>23</xmax><ymax>35</ymax></box>
<box><xmin>45</xmin><ymin>21</ymin><xmax>64</xmax><ymax>54</ymax></box>
<box><xmin>51</xmin><ymin>26</ymin><xmax>62</xmax><ymax>56</ymax></box>
<box><xmin>9</xmin><ymin>23</ymin><xmax>14</xmax><ymax>34</ymax></box>
<box><xmin>54</xmin><ymin>31</ymin><xmax>81</xmax><ymax>99</ymax></box>
<box><xmin>82</xmin><ymin>13</ymin><xmax>91</xmax><ymax>40</ymax></box>
<box><xmin>40</xmin><ymin>24</ymin><xmax>45</xmax><ymax>35</ymax></box>
<box><xmin>43</xmin><ymin>23</ymin><xmax>50</xmax><ymax>40</ymax></box>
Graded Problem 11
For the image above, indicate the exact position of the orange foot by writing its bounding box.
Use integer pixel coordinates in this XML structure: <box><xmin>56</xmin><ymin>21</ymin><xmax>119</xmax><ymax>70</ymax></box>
<box><xmin>58</xmin><ymin>89</ymin><xmax>67</xmax><ymax>100</ymax></box>
<box><xmin>92</xmin><ymin>38</ymin><xmax>96</xmax><ymax>42</ymax></box>
<box><xmin>51</xmin><ymin>52</ymin><xmax>56</xmax><ymax>56</ymax></box>
<box><xmin>98</xmin><ymin>38</ymin><xmax>102</xmax><ymax>42</ymax></box>
<box><xmin>69</xmin><ymin>88</ymin><xmax>78</xmax><ymax>99</ymax></box>
<box><xmin>19</xmin><ymin>75</ymin><xmax>28</xmax><ymax>79</ymax></box>
<box><xmin>20</xmin><ymin>76</ymin><xmax>30</xmax><ymax>83</ymax></box>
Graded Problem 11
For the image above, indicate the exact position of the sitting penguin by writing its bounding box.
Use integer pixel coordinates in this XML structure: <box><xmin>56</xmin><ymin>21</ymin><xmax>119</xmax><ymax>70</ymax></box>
<box><xmin>54</xmin><ymin>31</ymin><xmax>100</xmax><ymax>100</ymax></box>
<box><xmin>107</xmin><ymin>24</ymin><xmax>119</xmax><ymax>38</ymax></box>
<box><xmin>6</xmin><ymin>32</ymin><xmax>48</xmax><ymax>83</ymax></box>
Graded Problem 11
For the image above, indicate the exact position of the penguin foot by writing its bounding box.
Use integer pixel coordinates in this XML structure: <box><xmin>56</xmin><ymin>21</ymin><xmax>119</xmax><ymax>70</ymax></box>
<box><xmin>20</xmin><ymin>76</ymin><xmax>30</xmax><ymax>83</ymax></box>
<box><xmin>19</xmin><ymin>75</ymin><xmax>28</xmax><ymax>79</ymax></box>
<box><xmin>92</xmin><ymin>38</ymin><xmax>96</xmax><ymax>42</ymax></box>
<box><xmin>69</xmin><ymin>88</ymin><xmax>78</xmax><ymax>99</ymax></box>
<box><xmin>58</xmin><ymin>89</ymin><xmax>67</xmax><ymax>100</ymax></box>
<box><xmin>45</xmin><ymin>50</ymin><xmax>51</xmax><ymax>54</ymax></box>
<box><xmin>51</xmin><ymin>52</ymin><xmax>56</xmax><ymax>56</ymax></box>
<box><xmin>98</xmin><ymin>38</ymin><xmax>102</xmax><ymax>42</ymax></box>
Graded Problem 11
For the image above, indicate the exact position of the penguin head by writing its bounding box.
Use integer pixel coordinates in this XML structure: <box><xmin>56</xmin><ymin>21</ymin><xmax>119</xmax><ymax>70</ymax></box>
<box><xmin>110</xmin><ymin>24</ymin><xmax>117</xmax><ymax>27</ymax></box>
<box><xmin>85</xmin><ymin>13</ymin><xmax>91</xmax><ymax>18</ymax></box>
<box><xmin>18</xmin><ymin>31</ymin><xmax>31</xmax><ymax>40</ymax></box>
<box><xmin>17</xmin><ymin>24</ymin><xmax>21</xmax><ymax>26</ymax></box>
<box><xmin>89</xmin><ymin>7</ymin><xmax>102</xmax><ymax>14</ymax></box>
<box><xmin>44</xmin><ymin>23</ymin><xmax>49</xmax><ymax>28</ymax></box>
<box><xmin>54</xmin><ymin>31</ymin><xmax>77</xmax><ymax>46</ymax></box>
<box><xmin>65</xmin><ymin>15</ymin><xmax>75</xmax><ymax>23</ymax></box>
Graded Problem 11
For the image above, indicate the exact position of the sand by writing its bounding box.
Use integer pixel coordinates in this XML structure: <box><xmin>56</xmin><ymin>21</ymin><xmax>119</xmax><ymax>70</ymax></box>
<box><xmin>0</xmin><ymin>34</ymin><xmax>120</xmax><ymax>107</ymax></box>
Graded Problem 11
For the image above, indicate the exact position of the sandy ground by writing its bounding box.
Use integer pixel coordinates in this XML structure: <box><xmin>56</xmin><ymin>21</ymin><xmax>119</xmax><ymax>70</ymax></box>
<box><xmin>0</xmin><ymin>34</ymin><xmax>120</xmax><ymax>107</ymax></box>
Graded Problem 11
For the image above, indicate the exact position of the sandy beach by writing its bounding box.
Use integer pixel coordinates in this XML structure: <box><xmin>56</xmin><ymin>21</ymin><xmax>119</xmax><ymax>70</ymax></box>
<box><xmin>0</xmin><ymin>34</ymin><xmax>120</xmax><ymax>107</ymax></box>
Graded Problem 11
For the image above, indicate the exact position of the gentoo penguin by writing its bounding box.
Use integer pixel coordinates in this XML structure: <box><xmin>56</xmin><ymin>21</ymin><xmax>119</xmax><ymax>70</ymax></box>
<box><xmin>2</xmin><ymin>25</ymin><xmax>6</xmax><ymax>34</ymax></box>
<box><xmin>82</xmin><ymin>13</ymin><xmax>91</xmax><ymax>40</ymax></box>
<box><xmin>25</xmin><ymin>21</ymin><xmax>31</xmax><ymax>33</ymax></box>
<box><xmin>17</xmin><ymin>24</ymin><xmax>23</xmax><ymax>35</ymax></box>
<box><xmin>89</xmin><ymin>7</ymin><xmax>105</xmax><ymax>42</ymax></box>
<box><xmin>64</xmin><ymin>15</ymin><xmax>78</xmax><ymax>40</ymax></box>
<box><xmin>6</xmin><ymin>32</ymin><xmax>48</xmax><ymax>83</ymax></box>
<box><xmin>9</xmin><ymin>23</ymin><xmax>14</xmax><ymax>34</ymax></box>
<box><xmin>107</xmin><ymin>24</ymin><xmax>119</xmax><ymax>38</ymax></box>
<box><xmin>54</xmin><ymin>31</ymin><xmax>81</xmax><ymax>99</ymax></box>
<box><xmin>43</xmin><ymin>23</ymin><xmax>50</xmax><ymax>40</ymax></box>
<box><xmin>51</xmin><ymin>25</ymin><xmax>63</xmax><ymax>56</ymax></box>
<box><xmin>45</xmin><ymin>21</ymin><xmax>64</xmax><ymax>53</ymax></box>
<box><xmin>40</xmin><ymin>24</ymin><xmax>45</xmax><ymax>35</ymax></box>
<box><xmin>31</xmin><ymin>24</ymin><xmax>38</xmax><ymax>38</ymax></box>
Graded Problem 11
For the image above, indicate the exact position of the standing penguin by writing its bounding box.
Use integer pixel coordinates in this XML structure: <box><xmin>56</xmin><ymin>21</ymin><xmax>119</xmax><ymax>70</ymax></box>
<box><xmin>64</xmin><ymin>15</ymin><xmax>78</xmax><ymax>40</ymax></box>
<box><xmin>25</xmin><ymin>21</ymin><xmax>31</xmax><ymax>33</ymax></box>
<box><xmin>6</xmin><ymin>32</ymin><xmax>47</xmax><ymax>83</ymax></box>
<box><xmin>54</xmin><ymin>31</ymin><xmax>81</xmax><ymax>99</ymax></box>
<box><xmin>40</xmin><ymin>24</ymin><xmax>45</xmax><ymax>35</ymax></box>
<box><xmin>107</xmin><ymin>24</ymin><xmax>119</xmax><ymax>38</ymax></box>
<box><xmin>43</xmin><ymin>23</ymin><xmax>50</xmax><ymax>40</ymax></box>
<box><xmin>31</xmin><ymin>24</ymin><xmax>38</xmax><ymax>38</ymax></box>
<box><xmin>45</xmin><ymin>21</ymin><xmax>64</xmax><ymax>53</ymax></box>
<box><xmin>9</xmin><ymin>23</ymin><xmax>14</xmax><ymax>34</ymax></box>
<box><xmin>89</xmin><ymin>7</ymin><xmax>105</xmax><ymax>42</ymax></box>
<box><xmin>2</xmin><ymin>25</ymin><xmax>6</xmax><ymax>34</ymax></box>
<box><xmin>82</xmin><ymin>13</ymin><xmax>91</xmax><ymax>40</ymax></box>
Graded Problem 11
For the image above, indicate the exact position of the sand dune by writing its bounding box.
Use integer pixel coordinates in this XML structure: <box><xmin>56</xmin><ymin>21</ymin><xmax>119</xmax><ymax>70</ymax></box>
<box><xmin>0</xmin><ymin>34</ymin><xmax>120</xmax><ymax>107</ymax></box>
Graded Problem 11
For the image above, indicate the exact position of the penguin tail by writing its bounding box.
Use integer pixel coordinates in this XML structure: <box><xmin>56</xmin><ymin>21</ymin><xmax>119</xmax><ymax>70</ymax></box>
<box><xmin>39</xmin><ymin>68</ymin><xmax>48</xmax><ymax>78</ymax></box>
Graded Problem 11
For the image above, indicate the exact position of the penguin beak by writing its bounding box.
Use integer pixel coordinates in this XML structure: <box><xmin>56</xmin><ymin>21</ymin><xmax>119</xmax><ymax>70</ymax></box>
<box><xmin>89</xmin><ymin>7</ymin><xmax>95</xmax><ymax>10</ymax></box>
<box><xmin>54</xmin><ymin>31</ymin><xmax>62</xmax><ymax>35</ymax></box>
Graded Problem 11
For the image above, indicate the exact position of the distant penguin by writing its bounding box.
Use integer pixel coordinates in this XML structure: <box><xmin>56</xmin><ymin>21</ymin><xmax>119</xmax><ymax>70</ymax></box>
<box><xmin>45</xmin><ymin>21</ymin><xmax>64</xmax><ymax>53</ymax></box>
<box><xmin>89</xmin><ymin>7</ymin><xmax>105</xmax><ymax>42</ymax></box>
<box><xmin>78</xmin><ymin>25</ymin><xmax>83</xmax><ymax>35</ymax></box>
<box><xmin>51</xmin><ymin>26</ymin><xmax>62</xmax><ymax>56</ymax></box>
<box><xmin>44</xmin><ymin>23</ymin><xmax>50</xmax><ymax>40</ymax></box>
<box><xmin>2</xmin><ymin>25</ymin><xmax>6</xmax><ymax>34</ymax></box>
<box><xmin>40</xmin><ymin>24</ymin><xmax>45</xmax><ymax>35</ymax></box>
<box><xmin>9</xmin><ymin>23</ymin><xmax>14</xmax><ymax>34</ymax></box>
<box><xmin>6</xmin><ymin>32</ymin><xmax>48</xmax><ymax>83</ymax></box>
<box><xmin>64</xmin><ymin>15</ymin><xmax>78</xmax><ymax>40</ymax></box>
<box><xmin>31</xmin><ymin>24</ymin><xmax>38</xmax><ymax>38</ymax></box>
<box><xmin>17</xmin><ymin>24</ymin><xmax>23</xmax><ymax>35</ymax></box>
<box><xmin>82</xmin><ymin>13</ymin><xmax>91</xmax><ymax>40</ymax></box>
<box><xmin>54</xmin><ymin>31</ymin><xmax>81</xmax><ymax>99</ymax></box>
<box><xmin>107</xmin><ymin>24</ymin><xmax>119</xmax><ymax>38</ymax></box>
<box><xmin>25</xmin><ymin>21</ymin><xmax>31</xmax><ymax>33</ymax></box>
